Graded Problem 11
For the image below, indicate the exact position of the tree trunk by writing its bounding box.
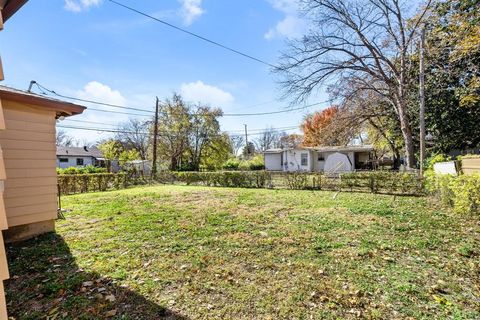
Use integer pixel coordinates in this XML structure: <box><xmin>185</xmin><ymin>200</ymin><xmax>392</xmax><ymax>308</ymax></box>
<box><xmin>397</xmin><ymin>103</ymin><xmax>415</xmax><ymax>169</ymax></box>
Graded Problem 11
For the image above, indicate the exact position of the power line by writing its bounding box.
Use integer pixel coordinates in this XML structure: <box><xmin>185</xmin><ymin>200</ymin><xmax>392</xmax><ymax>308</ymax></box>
<box><xmin>57</xmin><ymin>124</ymin><xmax>298</xmax><ymax>137</ymax></box>
<box><xmin>63</xmin><ymin>118</ymin><xmax>299</xmax><ymax>133</ymax></box>
<box><xmin>35</xmin><ymin>82</ymin><xmax>330</xmax><ymax>117</ymax></box>
<box><xmin>107</xmin><ymin>0</ymin><xmax>279</xmax><ymax>70</ymax></box>
<box><xmin>35</xmin><ymin>82</ymin><xmax>153</xmax><ymax>114</ymax></box>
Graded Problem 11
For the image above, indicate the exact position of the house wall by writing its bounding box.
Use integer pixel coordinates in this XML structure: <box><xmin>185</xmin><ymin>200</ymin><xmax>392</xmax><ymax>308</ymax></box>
<box><xmin>283</xmin><ymin>149</ymin><xmax>312</xmax><ymax>172</ymax></box>
<box><xmin>264</xmin><ymin>153</ymin><xmax>282</xmax><ymax>171</ymax></box>
<box><xmin>57</xmin><ymin>156</ymin><xmax>95</xmax><ymax>169</ymax></box>
<box><xmin>0</xmin><ymin>100</ymin><xmax>58</xmax><ymax>232</ymax></box>
<box><xmin>0</xmin><ymin>96</ymin><xmax>9</xmax><ymax>319</ymax></box>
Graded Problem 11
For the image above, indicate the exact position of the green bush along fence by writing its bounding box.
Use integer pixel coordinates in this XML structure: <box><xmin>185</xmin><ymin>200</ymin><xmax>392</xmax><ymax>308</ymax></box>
<box><xmin>58</xmin><ymin>173</ymin><xmax>130</xmax><ymax>195</ymax></box>
<box><xmin>427</xmin><ymin>173</ymin><xmax>480</xmax><ymax>215</ymax></box>
<box><xmin>58</xmin><ymin>171</ymin><xmax>424</xmax><ymax>196</ymax></box>
<box><xmin>172</xmin><ymin>171</ymin><xmax>423</xmax><ymax>195</ymax></box>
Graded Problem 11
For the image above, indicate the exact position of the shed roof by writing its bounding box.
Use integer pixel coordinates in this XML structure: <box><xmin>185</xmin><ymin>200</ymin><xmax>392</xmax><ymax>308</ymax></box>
<box><xmin>0</xmin><ymin>85</ymin><xmax>86</xmax><ymax>117</ymax></box>
<box><xmin>57</xmin><ymin>146</ymin><xmax>103</xmax><ymax>158</ymax></box>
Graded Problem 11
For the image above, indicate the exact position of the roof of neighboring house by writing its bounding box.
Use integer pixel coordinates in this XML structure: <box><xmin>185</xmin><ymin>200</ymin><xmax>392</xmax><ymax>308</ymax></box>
<box><xmin>263</xmin><ymin>148</ymin><xmax>286</xmax><ymax>154</ymax></box>
<box><xmin>307</xmin><ymin>145</ymin><xmax>374</xmax><ymax>153</ymax></box>
<box><xmin>57</xmin><ymin>146</ymin><xmax>103</xmax><ymax>158</ymax></box>
<box><xmin>0</xmin><ymin>85</ymin><xmax>86</xmax><ymax>117</ymax></box>
<box><xmin>2</xmin><ymin>0</ymin><xmax>29</xmax><ymax>22</ymax></box>
<box><xmin>264</xmin><ymin>145</ymin><xmax>374</xmax><ymax>154</ymax></box>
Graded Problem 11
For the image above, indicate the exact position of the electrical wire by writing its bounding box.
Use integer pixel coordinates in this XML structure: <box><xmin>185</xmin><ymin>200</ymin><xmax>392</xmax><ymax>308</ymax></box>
<box><xmin>35</xmin><ymin>82</ymin><xmax>331</xmax><ymax>117</ymax></box>
<box><xmin>107</xmin><ymin>0</ymin><xmax>279</xmax><ymax>70</ymax></box>
<box><xmin>57</xmin><ymin>124</ymin><xmax>298</xmax><ymax>137</ymax></box>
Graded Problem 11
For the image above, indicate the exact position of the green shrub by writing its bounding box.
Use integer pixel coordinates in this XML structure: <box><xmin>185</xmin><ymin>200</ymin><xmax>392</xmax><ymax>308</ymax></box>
<box><xmin>222</xmin><ymin>158</ymin><xmax>241</xmax><ymax>171</ymax></box>
<box><xmin>339</xmin><ymin>171</ymin><xmax>422</xmax><ymax>194</ymax></box>
<box><xmin>174</xmin><ymin>171</ymin><xmax>271</xmax><ymax>188</ymax></box>
<box><xmin>247</xmin><ymin>155</ymin><xmax>265</xmax><ymax>171</ymax></box>
<box><xmin>57</xmin><ymin>166</ymin><xmax>107</xmax><ymax>175</ymax></box>
<box><xmin>449</xmin><ymin>174</ymin><xmax>480</xmax><ymax>215</ymax></box>
<box><xmin>285</xmin><ymin>172</ymin><xmax>309</xmax><ymax>190</ymax></box>
<box><xmin>58</xmin><ymin>173</ymin><xmax>128</xmax><ymax>195</ymax></box>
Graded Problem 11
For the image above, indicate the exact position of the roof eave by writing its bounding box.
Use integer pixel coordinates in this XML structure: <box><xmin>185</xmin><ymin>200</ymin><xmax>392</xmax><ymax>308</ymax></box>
<box><xmin>0</xmin><ymin>89</ymin><xmax>86</xmax><ymax>117</ymax></box>
<box><xmin>2</xmin><ymin>0</ymin><xmax>28</xmax><ymax>22</ymax></box>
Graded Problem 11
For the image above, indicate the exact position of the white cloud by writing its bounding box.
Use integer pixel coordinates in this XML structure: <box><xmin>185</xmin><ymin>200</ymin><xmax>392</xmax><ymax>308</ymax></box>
<box><xmin>64</xmin><ymin>0</ymin><xmax>102</xmax><ymax>13</ymax></box>
<box><xmin>265</xmin><ymin>0</ymin><xmax>307</xmax><ymax>40</ymax></box>
<box><xmin>179</xmin><ymin>0</ymin><xmax>205</xmax><ymax>26</ymax></box>
<box><xmin>77</xmin><ymin>81</ymin><xmax>127</xmax><ymax>107</ymax></box>
<box><xmin>180</xmin><ymin>81</ymin><xmax>234</xmax><ymax>106</ymax></box>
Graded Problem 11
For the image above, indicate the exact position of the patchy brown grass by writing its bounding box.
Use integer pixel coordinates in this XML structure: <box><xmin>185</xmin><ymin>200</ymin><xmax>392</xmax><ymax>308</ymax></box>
<box><xmin>5</xmin><ymin>185</ymin><xmax>480</xmax><ymax>319</ymax></box>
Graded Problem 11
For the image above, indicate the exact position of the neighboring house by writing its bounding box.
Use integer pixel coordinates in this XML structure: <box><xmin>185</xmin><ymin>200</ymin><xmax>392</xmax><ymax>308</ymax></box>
<box><xmin>56</xmin><ymin>146</ymin><xmax>104</xmax><ymax>169</ymax></box>
<box><xmin>0</xmin><ymin>85</ymin><xmax>85</xmax><ymax>317</ymax></box>
<box><xmin>264</xmin><ymin>145</ymin><xmax>374</xmax><ymax>174</ymax></box>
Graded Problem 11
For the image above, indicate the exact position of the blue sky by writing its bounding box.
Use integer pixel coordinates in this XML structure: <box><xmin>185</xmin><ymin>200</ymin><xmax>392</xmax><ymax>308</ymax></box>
<box><xmin>1</xmin><ymin>0</ymin><xmax>329</xmax><ymax>143</ymax></box>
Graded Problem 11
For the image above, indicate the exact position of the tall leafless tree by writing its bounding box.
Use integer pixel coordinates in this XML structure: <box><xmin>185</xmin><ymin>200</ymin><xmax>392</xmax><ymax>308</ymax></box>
<box><xmin>254</xmin><ymin>127</ymin><xmax>284</xmax><ymax>152</ymax></box>
<box><xmin>277</xmin><ymin>0</ymin><xmax>432</xmax><ymax>168</ymax></box>
<box><xmin>56</xmin><ymin>130</ymin><xmax>75</xmax><ymax>147</ymax></box>
<box><xmin>229</xmin><ymin>136</ymin><xmax>245</xmax><ymax>156</ymax></box>
<box><xmin>116</xmin><ymin>118</ymin><xmax>150</xmax><ymax>160</ymax></box>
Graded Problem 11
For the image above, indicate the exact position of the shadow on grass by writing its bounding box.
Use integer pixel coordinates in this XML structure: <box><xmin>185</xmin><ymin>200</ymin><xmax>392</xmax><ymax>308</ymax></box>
<box><xmin>5</xmin><ymin>232</ymin><xmax>187</xmax><ymax>320</ymax></box>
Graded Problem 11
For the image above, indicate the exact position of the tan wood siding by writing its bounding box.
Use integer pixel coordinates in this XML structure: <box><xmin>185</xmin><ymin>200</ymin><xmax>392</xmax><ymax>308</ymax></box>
<box><xmin>0</xmin><ymin>237</ymin><xmax>7</xmax><ymax>280</ymax></box>
<box><xmin>0</xmin><ymin>100</ymin><xmax>58</xmax><ymax>228</ymax></box>
<box><xmin>6</xmin><ymin>201</ymin><xmax>57</xmax><ymax>218</ymax></box>
<box><xmin>5</xmin><ymin>168</ymin><xmax>56</xmax><ymax>179</ymax></box>
<box><xmin>5</xmin><ymin>194</ymin><xmax>57</xmax><ymax>209</ymax></box>
<box><xmin>0</xmin><ymin>193</ymin><xmax>6</xmax><ymax>231</ymax></box>
<box><xmin>0</xmin><ymin>139</ymin><xmax>55</xmax><ymax>151</ymax></box>
<box><xmin>0</xmin><ymin>96</ymin><xmax>8</xmax><ymax>319</ymax></box>
<box><xmin>4</xmin><ymin>119</ymin><xmax>54</xmax><ymax>133</ymax></box>
<box><xmin>462</xmin><ymin>158</ymin><xmax>480</xmax><ymax>175</ymax></box>
<box><xmin>2</xmin><ymin>100</ymin><xmax>56</xmax><ymax>124</ymax></box>
<box><xmin>0</xmin><ymin>130</ymin><xmax>55</xmax><ymax>143</ymax></box>
<box><xmin>0</xmin><ymin>99</ymin><xmax>5</xmax><ymax>130</ymax></box>
<box><xmin>8</xmin><ymin>211</ymin><xmax>58</xmax><ymax>228</ymax></box>
<box><xmin>5</xmin><ymin>177</ymin><xmax>57</xmax><ymax>188</ymax></box>
<box><xmin>4</xmin><ymin>185</ymin><xmax>57</xmax><ymax>199</ymax></box>
<box><xmin>4</xmin><ymin>159</ymin><xmax>57</xmax><ymax>169</ymax></box>
<box><xmin>3</xmin><ymin>149</ymin><xmax>56</xmax><ymax>160</ymax></box>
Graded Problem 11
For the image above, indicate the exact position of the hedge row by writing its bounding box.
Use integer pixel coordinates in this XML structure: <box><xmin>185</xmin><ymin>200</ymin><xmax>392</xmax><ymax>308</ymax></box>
<box><xmin>58</xmin><ymin>171</ymin><xmax>425</xmax><ymax>196</ymax></box>
<box><xmin>173</xmin><ymin>171</ymin><xmax>271</xmax><ymax>188</ymax></box>
<box><xmin>58</xmin><ymin>173</ymin><xmax>130</xmax><ymax>195</ymax></box>
<box><xmin>277</xmin><ymin>171</ymin><xmax>423</xmax><ymax>195</ymax></box>
<box><xmin>427</xmin><ymin>173</ymin><xmax>480</xmax><ymax>215</ymax></box>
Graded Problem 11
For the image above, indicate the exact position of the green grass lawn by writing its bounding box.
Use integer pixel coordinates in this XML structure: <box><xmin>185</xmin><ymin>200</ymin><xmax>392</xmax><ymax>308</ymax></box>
<box><xmin>6</xmin><ymin>185</ymin><xmax>480</xmax><ymax>319</ymax></box>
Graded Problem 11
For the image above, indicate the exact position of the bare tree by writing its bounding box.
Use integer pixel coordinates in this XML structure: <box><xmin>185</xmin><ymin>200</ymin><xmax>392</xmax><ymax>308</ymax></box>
<box><xmin>116</xmin><ymin>118</ymin><xmax>150</xmax><ymax>160</ymax></box>
<box><xmin>229</xmin><ymin>136</ymin><xmax>244</xmax><ymax>156</ymax></box>
<box><xmin>254</xmin><ymin>127</ymin><xmax>284</xmax><ymax>152</ymax></box>
<box><xmin>277</xmin><ymin>0</ymin><xmax>432</xmax><ymax>168</ymax></box>
<box><xmin>56</xmin><ymin>130</ymin><xmax>75</xmax><ymax>147</ymax></box>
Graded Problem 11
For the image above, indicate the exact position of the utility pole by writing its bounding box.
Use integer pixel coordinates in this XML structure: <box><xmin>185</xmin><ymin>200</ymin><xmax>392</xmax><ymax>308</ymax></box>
<box><xmin>244</xmin><ymin>124</ymin><xmax>249</xmax><ymax>158</ymax></box>
<box><xmin>419</xmin><ymin>26</ymin><xmax>426</xmax><ymax>176</ymax></box>
<box><xmin>151</xmin><ymin>97</ymin><xmax>159</xmax><ymax>179</ymax></box>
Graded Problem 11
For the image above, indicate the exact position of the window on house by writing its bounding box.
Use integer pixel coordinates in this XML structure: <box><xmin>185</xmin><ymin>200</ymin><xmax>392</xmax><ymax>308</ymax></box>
<box><xmin>318</xmin><ymin>154</ymin><xmax>325</xmax><ymax>161</ymax></box>
<box><xmin>301</xmin><ymin>153</ymin><xmax>308</xmax><ymax>166</ymax></box>
<box><xmin>76</xmin><ymin>158</ymin><xmax>84</xmax><ymax>166</ymax></box>
<box><xmin>59</xmin><ymin>158</ymin><xmax>68</xmax><ymax>163</ymax></box>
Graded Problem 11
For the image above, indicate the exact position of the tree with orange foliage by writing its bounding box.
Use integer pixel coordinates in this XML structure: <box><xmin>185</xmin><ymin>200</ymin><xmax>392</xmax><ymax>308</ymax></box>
<box><xmin>301</xmin><ymin>106</ymin><xmax>352</xmax><ymax>147</ymax></box>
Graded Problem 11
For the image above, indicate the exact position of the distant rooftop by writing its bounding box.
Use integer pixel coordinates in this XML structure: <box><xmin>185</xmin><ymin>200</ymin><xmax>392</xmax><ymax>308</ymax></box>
<box><xmin>57</xmin><ymin>146</ymin><xmax>103</xmax><ymax>158</ymax></box>
<box><xmin>264</xmin><ymin>145</ymin><xmax>374</xmax><ymax>153</ymax></box>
